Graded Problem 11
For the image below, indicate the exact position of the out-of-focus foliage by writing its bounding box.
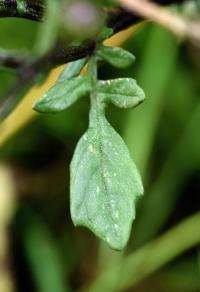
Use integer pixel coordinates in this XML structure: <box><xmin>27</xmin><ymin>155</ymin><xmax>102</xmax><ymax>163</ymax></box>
<box><xmin>0</xmin><ymin>1</ymin><xmax>200</xmax><ymax>291</ymax></box>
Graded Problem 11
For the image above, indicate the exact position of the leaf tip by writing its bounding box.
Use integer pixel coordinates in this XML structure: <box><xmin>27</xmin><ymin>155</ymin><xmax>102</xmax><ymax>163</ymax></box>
<box><xmin>32</xmin><ymin>100</ymin><xmax>46</xmax><ymax>113</ymax></box>
<box><xmin>32</xmin><ymin>101</ymin><xmax>41</xmax><ymax>112</ymax></box>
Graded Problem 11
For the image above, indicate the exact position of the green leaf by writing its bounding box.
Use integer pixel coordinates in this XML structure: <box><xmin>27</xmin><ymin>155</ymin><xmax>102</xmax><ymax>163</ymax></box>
<box><xmin>97</xmin><ymin>27</ymin><xmax>113</xmax><ymax>42</ymax></box>
<box><xmin>57</xmin><ymin>58</ymin><xmax>87</xmax><ymax>83</ymax></box>
<box><xmin>97</xmin><ymin>78</ymin><xmax>145</xmax><ymax>108</ymax></box>
<box><xmin>33</xmin><ymin>75</ymin><xmax>91</xmax><ymax>114</ymax></box>
<box><xmin>97</xmin><ymin>46</ymin><xmax>135</xmax><ymax>68</ymax></box>
<box><xmin>70</xmin><ymin>115</ymin><xmax>143</xmax><ymax>250</ymax></box>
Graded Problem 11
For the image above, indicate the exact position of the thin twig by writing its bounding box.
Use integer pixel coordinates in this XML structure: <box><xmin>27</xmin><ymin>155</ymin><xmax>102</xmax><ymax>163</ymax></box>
<box><xmin>0</xmin><ymin>0</ymin><xmax>187</xmax><ymax>25</ymax></box>
<box><xmin>0</xmin><ymin>40</ymin><xmax>96</xmax><ymax>121</ymax></box>
<box><xmin>0</xmin><ymin>0</ymin><xmax>187</xmax><ymax>70</ymax></box>
<box><xmin>0</xmin><ymin>49</ymin><xmax>31</xmax><ymax>69</ymax></box>
<box><xmin>120</xmin><ymin>0</ymin><xmax>200</xmax><ymax>43</ymax></box>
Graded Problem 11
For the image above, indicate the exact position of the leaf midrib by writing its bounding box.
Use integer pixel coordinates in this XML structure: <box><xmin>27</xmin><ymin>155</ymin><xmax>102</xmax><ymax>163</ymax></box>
<box><xmin>93</xmin><ymin>97</ymin><xmax>118</xmax><ymax>238</ymax></box>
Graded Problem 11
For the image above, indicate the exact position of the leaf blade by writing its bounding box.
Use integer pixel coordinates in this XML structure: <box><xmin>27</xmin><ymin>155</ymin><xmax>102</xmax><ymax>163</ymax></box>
<box><xmin>97</xmin><ymin>78</ymin><xmax>145</xmax><ymax>108</ymax></box>
<box><xmin>57</xmin><ymin>58</ymin><xmax>87</xmax><ymax>83</ymax></box>
<box><xmin>70</xmin><ymin>118</ymin><xmax>143</xmax><ymax>250</ymax></box>
<box><xmin>33</xmin><ymin>75</ymin><xmax>91</xmax><ymax>114</ymax></box>
<box><xmin>97</xmin><ymin>46</ymin><xmax>135</xmax><ymax>68</ymax></box>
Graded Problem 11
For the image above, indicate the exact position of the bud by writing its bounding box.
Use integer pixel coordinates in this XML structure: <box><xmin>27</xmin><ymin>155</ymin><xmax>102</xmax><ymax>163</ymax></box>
<box><xmin>63</xmin><ymin>0</ymin><xmax>104</xmax><ymax>40</ymax></box>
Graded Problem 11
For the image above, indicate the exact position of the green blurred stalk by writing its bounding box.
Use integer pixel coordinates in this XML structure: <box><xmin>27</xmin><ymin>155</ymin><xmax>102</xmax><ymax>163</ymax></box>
<box><xmin>89</xmin><ymin>212</ymin><xmax>200</xmax><ymax>292</ymax></box>
<box><xmin>34</xmin><ymin>0</ymin><xmax>59</xmax><ymax>55</ymax></box>
<box><xmin>19</xmin><ymin>209</ymin><xmax>69</xmax><ymax>292</ymax></box>
<box><xmin>134</xmin><ymin>93</ymin><xmax>200</xmax><ymax>246</ymax></box>
<box><xmin>123</xmin><ymin>25</ymin><xmax>178</xmax><ymax>177</ymax></box>
<box><xmin>160</xmin><ymin>258</ymin><xmax>199</xmax><ymax>292</ymax></box>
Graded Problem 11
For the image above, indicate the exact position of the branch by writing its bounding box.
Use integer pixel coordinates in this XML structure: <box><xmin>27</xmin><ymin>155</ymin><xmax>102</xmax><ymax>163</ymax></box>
<box><xmin>0</xmin><ymin>49</ymin><xmax>31</xmax><ymax>69</ymax></box>
<box><xmin>0</xmin><ymin>0</ymin><xmax>44</xmax><ymax>21</ymax></box>
<box><xmin>0</xmin><ymin>1</ymin><xmax>186</xmax><ymax>25</ymax></box>
<box><xmin>0</xmin><ymin>0</ymin><xmax>189</xmax><ymax>121</ymax></box>
<box><xmin>0</xmin><ymin>40</ymin><xmax>96</xmax><ymax>121</ymax></box>
<box><xmin>0</xmin><ymin>0</ymin><xmax>187</xmax><ymax>70</ymax></box>
<box><xmin>0</xmin><ymin>26</ymin><xmax>134</xmax><ymax>147</ymax></box>
<box><xmin>120</xmin><ymin>0</ymin><xmax>200</xmax><ymax>43</ymax></box>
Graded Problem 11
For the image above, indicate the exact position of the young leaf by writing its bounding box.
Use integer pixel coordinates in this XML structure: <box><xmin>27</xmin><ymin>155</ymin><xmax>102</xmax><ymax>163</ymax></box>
<box><xmin>57</xmin><ymin>58</ymin><xmax>87</xmax><ymax>83</ymax></box>
<box><xmin>70</xmin><ymin>115</ymin><xmax>143</xmax><ymax>250</ymax></box>
<box><xmin>33</xmin><ymin>75</ymin><xmax>91</xmax><ymax>114</ymax></box>
<box><xmin>97</xmin><ymin>46</ymin><xmax>135</xmax><ymax>68</ymax></box>
<box><xmin>97</xmin><ymin>78</ymin><xmax>145</xmax><ymax>108</ymax></box>
<box><xmin>97</xmin><ymin>27</ymin><xmax>113</xmax><ymax>42</ymax></box>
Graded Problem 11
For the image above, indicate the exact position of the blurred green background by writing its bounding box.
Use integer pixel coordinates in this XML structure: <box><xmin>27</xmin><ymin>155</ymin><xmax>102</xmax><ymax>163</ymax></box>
<box><xmin>0</xmin><ymin>15</ymin><xmax>200</xmax><ymax>292</ymax></box>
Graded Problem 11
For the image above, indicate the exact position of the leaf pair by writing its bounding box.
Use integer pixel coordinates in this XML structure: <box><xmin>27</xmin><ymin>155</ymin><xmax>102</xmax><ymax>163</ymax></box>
<box><xmin>33</xmin><ymin>45</ymin><xmax>138</xmax><ymax>113</ymax></box>
<box><xmin>34</xmin><ymin>76</ymin><xmax>145</xmax><ymax>114</ymax></box>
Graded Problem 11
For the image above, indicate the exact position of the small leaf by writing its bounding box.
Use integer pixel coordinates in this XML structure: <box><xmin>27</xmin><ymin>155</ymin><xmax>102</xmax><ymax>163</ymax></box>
<box><xmin>97</xmin><ymin>46</ymin><xmax>135</xmax><ymax>68</ymax></box>
<box><xmin>33</xmin><ymin>75</ymin><xmax>91</xmax><ymax>113</ymax></box>
<box><xmin>97</xmin><ymin>27</ymin><xmax>113</xmax><ymax>42</ymax></box>
<box><xmin>97</xmin><ymin>78</ymin><xmax>145</xmax><ymax>108</ymax></box>
<box><xmin>57</xmin><ymin>58</ymin><xmax>87</xmax><ymax>83</ymax></box>
<box><xmin>70</xmin><ymin>116</ymin><xmax>143</xmax><ymax>250</ymax></box>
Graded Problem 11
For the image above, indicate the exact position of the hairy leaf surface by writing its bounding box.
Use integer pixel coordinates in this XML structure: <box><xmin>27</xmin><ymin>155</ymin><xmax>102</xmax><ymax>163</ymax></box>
<box><xmin>97</xmin><ymin>46</ymin><xmax>135</xmax><ymax>68</ymax></box>
<box><xmin>70</xmin><ymin>115</ymin><xmax>143</xmax><ymax>250</ymax></box>
<box><xmin>57</xmin><ymin>58</ymin><xmax>87</xmax><ymax>83</ymax></box>
<box><xmin>97</xmin><ymin>78</ymin><xmax>145</xmax><ymax>108</ymax></box>
<box><xmin>33</xmin><ymin>75</ymin><xmax>91</xmax><ymax>113</ymax></box>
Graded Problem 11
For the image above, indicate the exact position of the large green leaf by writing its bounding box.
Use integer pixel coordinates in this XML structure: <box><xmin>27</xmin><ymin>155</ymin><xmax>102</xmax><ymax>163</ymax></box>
<box><xmin>70</xmin><ymin>114</ymin><xmax>143</xmax><ymax>250</ymax></box>
<box><xmin>33</xmin><ymin>75</ymin><xmax>92</xmax><ymax>113</ymax></box>
<box><xmin>97</xmin><ymin>78</ymin><xmax>145</xmax><ymax>108</ymax></box>
<box><xmin>97</xmin><ymin>46</ymin><xmax>135</xmax><ymax>68</ymax></box>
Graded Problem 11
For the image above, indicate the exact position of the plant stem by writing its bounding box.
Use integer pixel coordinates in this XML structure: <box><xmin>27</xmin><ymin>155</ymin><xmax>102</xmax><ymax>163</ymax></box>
<box><xmin>0</xmin><ymin>0</ymin><xmax>44</xmax><ymax>21</ymax></box>
<box><xmin>120</xmin><ymin>0</ymin><xmax>200</xmax><ymax>43</ymax></box>
<box><xmin>88</xmin><ymin>56</ymin><xmax>98</xmax><ymax>84</ymax></box>
<box><xmin>88</xmin><ymin>56</ymin><xmax>102</xmax><ymax>127</ymax></box>
<box><xmin>89</xmin><ymin>212</ymin><xmax>200</xmax><ymax>291</ymax></box>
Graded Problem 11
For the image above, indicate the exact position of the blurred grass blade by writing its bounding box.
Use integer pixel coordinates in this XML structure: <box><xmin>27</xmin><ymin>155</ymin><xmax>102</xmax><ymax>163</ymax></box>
<box><xmin>123</xmin><ymin>25</ymin><xmax>179</xmax><ymax>176</ymax></box>
<box><xmin>18</xmin><ymin>208</ymin><xmax>68</xmax><ymax>292</ymax></box>
<box><xmin>34</xmin><ymin>0</ymin><xmax>60</xmax><ymax>56</ymax></box>
<box><xmin>134</xmin><ymin>99</ymin><xmax>200</xmax><ymax>246</ymax></box>
<box><xmin>89</xmin><ymin>212</ymin><xmax>200</xmax><ymax>291</ymax></box>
